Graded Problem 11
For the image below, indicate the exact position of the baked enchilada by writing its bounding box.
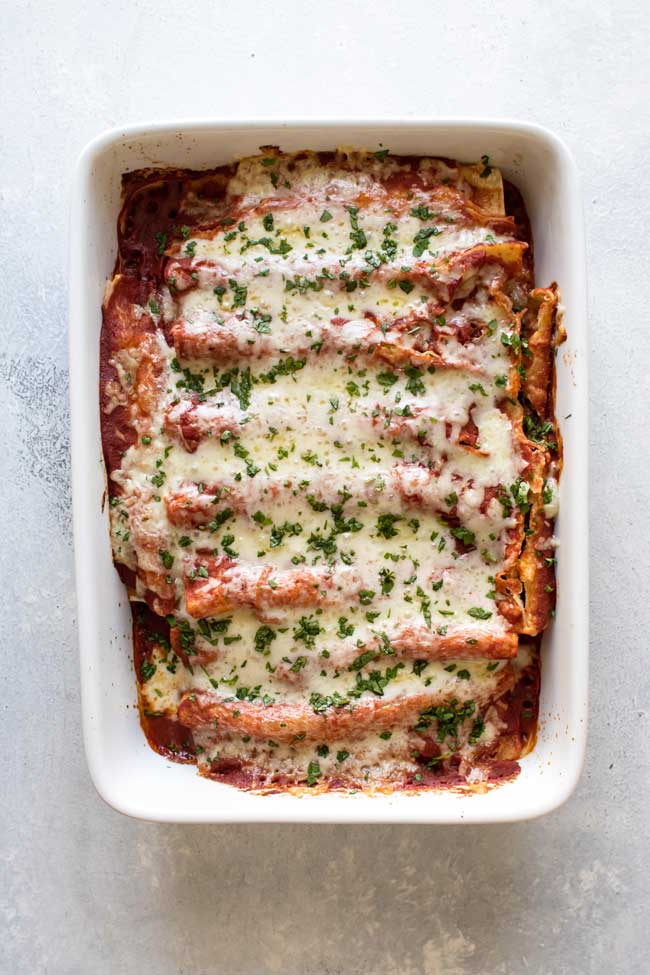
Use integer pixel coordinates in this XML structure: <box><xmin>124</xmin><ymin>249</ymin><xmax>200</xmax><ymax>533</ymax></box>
<box><xmin>101</xmin><ymin>148</ymin><xmax>562</xmax><ymax>793</ymax></box>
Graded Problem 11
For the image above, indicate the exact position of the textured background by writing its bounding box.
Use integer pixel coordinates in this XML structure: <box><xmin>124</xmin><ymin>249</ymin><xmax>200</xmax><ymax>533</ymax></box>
<box><xmin>2</xmin><ymin>1</ymin><xmax>649</xmax><ymax>973</ymax></box>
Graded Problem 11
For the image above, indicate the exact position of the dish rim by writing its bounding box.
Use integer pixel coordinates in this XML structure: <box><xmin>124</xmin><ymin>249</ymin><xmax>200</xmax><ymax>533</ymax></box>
<box><xmin>69</xmin><ymin>117</ymin><xmax>588</xmax><ymax>823</ymax></box>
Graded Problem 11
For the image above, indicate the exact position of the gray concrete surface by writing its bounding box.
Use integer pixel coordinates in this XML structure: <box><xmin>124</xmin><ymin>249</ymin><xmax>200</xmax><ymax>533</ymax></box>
<box><xmin>1</xmin><ymin>1</ymin><xmax>649</xmax><ymax>972</ymax></box>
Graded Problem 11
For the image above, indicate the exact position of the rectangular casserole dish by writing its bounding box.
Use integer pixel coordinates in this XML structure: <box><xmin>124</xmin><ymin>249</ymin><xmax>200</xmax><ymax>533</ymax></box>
<box><xmin>69</xmin><ymin>118</ymin><xmax>588</xmax><ymax>823</ymax></box>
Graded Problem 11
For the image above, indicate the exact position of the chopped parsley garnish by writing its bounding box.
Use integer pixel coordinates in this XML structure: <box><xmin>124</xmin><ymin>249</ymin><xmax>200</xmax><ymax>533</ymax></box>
<box><xmin>501</xmin><ymin>331</ymin><xmax>521</xmax><ymax>352</ymax></box>
<box><xmin>158</xmin><ymin>549</ymin><xmax>174</xmax><ymax>570</ymax></box>
<box><xmin>469</xmin><ymin>716</ymin><xmax>486</xmax><ymax>743</ymax></box>
<box><xmin>259</xmin><ymin>357</ymin><xmax>306</xmax><ymax>384</ymax></box>
<box><xmin>301</xmin><ymin>449</ymin><xmax>322</xmax><ymax>467</ymax></box>
<box><xmin>229</xmin><ymin>367</ymin><xmax>253</xmax><ymax>410</ymax></box>
<box><xmin>307</xmin><ymin>530</ymin><xmax>337</xmax><ymax>557</ymax></box>
<box><xmin>293</xmin><ymin>615</ymin><xmax>322</xmax><ymax>648</ymax></box>
<box><xmin>450</xmin><ymin>525</ymin><xmax>476</xmax><ymax>547</ymax></box>
<box><xmin>416</xmin><ymin>586</ymin><xmax>432</xmax><ymax>629</ymax></box>
<box><xmin>377</xmin><ymin>370</ymin><xmax>398</xmax><ymax>389</ymax></box>
<box><xmin>376</xmin><ymin>513</ymin><xmax>402</xmax><ymax>538</ymax></box>
<box><xmin>252</xmin><ymin>312</ymin><xmax>272</xmax><ymax>334</ymax></box>
<box><xmin>415</xmin><ymin>699</ymin><xmax>476</xmax><ymax>741</ymax></box>
<box><xmin>523</xmin><ymin>414</ymin><xmax>557</xmax><ymax>450</ymax></box>
<box><xmin>208</xmin><ymin>507</ymin><xmax>234</xmax><ymax>533</ymax></box>
<box><xmin>346</xmin><ymin>205</ymin><xmax>367</xmax><ymax>250</ymax></box>
<box><xmin>254</xmin><ymin>625</ymin><xmax>276</xmax><ymax>655</ymax></box>
<box><xmin>306</xmin><ymin>761</ymin><xmax>321</xmax><ymax>786</ymax></box>
<box><xmin>247</xmin><ymin>236</ymin><xmax>293</xmax><ymax>256</ymax></box>
<box><xmin>410</xmin><ymin>204</ymin><xmax>434</xmax><ymax>220</ymax></box>
<box><xmin>349</xmin><ymin>649</ymin><xmax>380</xmax><ymax>671</ymax></box>
<box><xmin>140</xmin><ymin>660</ymin><xmax>156</xmax><ymax>681</ymax></box>
<box><xmin>412</xmin><ymin>226</ymin><xmax>441</xmax><ymax>257</ymax></box>
<box><xmin>337</xmin><ymin>617</ymin><xmax>355</xmax><ymax>638</ymax></box>
<box><xmin>350</xmin><ymin>663</ymin><xmax>404</xmax><ymax>697</ymax></box>
<box><xmin>404</xmin><ymin>365</ymin><xmax>425</xmax><ymax>395</ymax></box>
<box><xmin>220</xmin><ymin>534</ymin><xmax>238</xmax><ymax>557</ymax></box>
<box><xmin>510</xmin><ymin>477</ymin><xmax>531</xmax><ymax>513</ymax></box>
<box><xmin>229</xmin><ymin>278</ymin><xmax>247</xmax><ymax>308</ymax></box>
<box><xmin>379</xmin><ymin>568</ymin><xmax>395</xmax><ymax>594</ymax></box>
<box><xmin>269</xmin><ymin>521</ymin><xmax>303</xmax><ymax>548</ymax></box>
<box><xmin>309</xmin><ymin>691</ymin><xmax>350</xmax><ymax>713</ymax></box>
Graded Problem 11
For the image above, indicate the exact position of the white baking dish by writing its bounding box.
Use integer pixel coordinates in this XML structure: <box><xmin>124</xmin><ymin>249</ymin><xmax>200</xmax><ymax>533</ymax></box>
<box><xmin>69</xmin><ymin>119</ymin><xmax>588</xmax><ymax>823</ymax></box>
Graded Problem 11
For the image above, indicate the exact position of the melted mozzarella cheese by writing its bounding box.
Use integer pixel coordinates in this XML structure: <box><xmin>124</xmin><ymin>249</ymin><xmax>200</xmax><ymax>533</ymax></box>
<box><xmin>108</xmin><ymin>152</ymin><xmax>536</xmax><ymax>787</ymax></box>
